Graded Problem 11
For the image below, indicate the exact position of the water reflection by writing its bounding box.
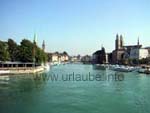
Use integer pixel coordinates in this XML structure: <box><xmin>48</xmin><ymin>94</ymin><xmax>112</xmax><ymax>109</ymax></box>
<box><xmin>92</xmin><ymin>65</ymin><xmax>125</xmax><ymax>81</ymax></box>
<box><xmin>0</xmin><ymin>73</ymin><xmax>49</xmax><ymax>93</ymax></box>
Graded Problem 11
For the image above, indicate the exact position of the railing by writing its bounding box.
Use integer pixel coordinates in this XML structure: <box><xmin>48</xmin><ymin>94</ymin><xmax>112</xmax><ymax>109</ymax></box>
<box><xmin>0</xmin><ymin>66</ymin><xmax>42</xmax><ymax>70</ymax></box>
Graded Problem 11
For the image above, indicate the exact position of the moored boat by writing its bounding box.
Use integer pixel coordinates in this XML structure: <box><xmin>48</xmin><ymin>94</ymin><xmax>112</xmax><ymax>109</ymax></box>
<box><xmin>110</xmin><ymin>65</ymin><xmax>136</xmax><ymax>72</ymax></box>
<box><xmin>93</xmin><ymin>64</ymin><xmax>108</xmax><ymax>70</ymax></box>
<box><xmin>138</xmin><ymin>65</ymin><xmax>150</xmax><ymax>74</ymax></box>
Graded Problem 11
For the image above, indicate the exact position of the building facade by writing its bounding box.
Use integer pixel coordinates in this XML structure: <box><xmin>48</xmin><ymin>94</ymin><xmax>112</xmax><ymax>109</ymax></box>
<box><xmin>130</xmin><ymin>48</ymin><xmax>149</xmax><ymax>59</ymax></box>
<box><xmin>81</xmin><ymin>55</ymin><xmax>92</xmax><ymax>64</ymax></box>
<box><xmin>112</xmin><ymin>34</ymin><xmax>143</xmax><ymax>64</ymax></box>
<box><xmin>92</xmin><ymin>47</ymin><xmax>106</xmax><ymax>64</ymax></box>
<box><xmin>112</xmin><ymin>34</ymin><xmax>125</xmax><ymax>64</ymax></box>
<box><xmin>47</xmin><ymin>52</ymin><xmax>69</xmax><ymax>63</ymax></box>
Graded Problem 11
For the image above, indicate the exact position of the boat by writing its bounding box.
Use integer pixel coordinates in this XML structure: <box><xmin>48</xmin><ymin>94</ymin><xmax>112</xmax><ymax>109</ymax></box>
<box><xmin>138</xmin><ymin>65</ymin><xmax>150</xmax><ymax>74</ymax></box>
<box><xmin>111</xmin><ymin>65</ymin><xmax>135</xmax><ymax>72</ymax></box>
<box><xmin>93</xmin><ymin>64</ymin><xmax>108</xmax><ymax>70</ymax></box>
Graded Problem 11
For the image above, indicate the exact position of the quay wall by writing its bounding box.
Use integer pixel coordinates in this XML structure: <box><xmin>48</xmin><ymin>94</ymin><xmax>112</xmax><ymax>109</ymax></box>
<box><xmin>0</xmin><ymin>66</ymin><xmax>45</xmax><ymax>74</ymax></box>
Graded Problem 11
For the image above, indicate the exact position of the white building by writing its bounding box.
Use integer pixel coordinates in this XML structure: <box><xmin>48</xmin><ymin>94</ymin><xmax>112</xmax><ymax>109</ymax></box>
<box><xmin>130</xmin><ymin>48</ymin><xmax>149</xmax><ymax>59</ymax></box>
<box><xmin>51</xmin><ymin>53</ymin><xmax>59</xmax><ymax>62</ymax></box>
<box><xmin>60</xmin><ymin>54</ymin><xmax>69</xmax><ymax>62</ymax></box>
<box><xmin>71</xmin><ymin>56</ymin><xmax>78</xmax><ymax>62</ymax></box>
<box><xmin>48</xmin><ymin>52</ymin><xmax>69</xmax><ymax>63</ymax></box>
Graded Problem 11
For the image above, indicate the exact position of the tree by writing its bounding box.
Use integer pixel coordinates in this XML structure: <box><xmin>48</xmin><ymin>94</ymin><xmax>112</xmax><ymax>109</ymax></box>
<box><xmin>0</xmin><ymin>38</ymin><xmax>47</xmax><ymax>64</ymax></box>
<box><xmin>18</xmin><ymin>39</ymin><xmax>47</xmax><ymax>64</ymax></box>
<box><xmin>8</xmin><ymin>39</ymin><xmax>19</xmax><ymax>61</ymax></box>
<box><xmin>35</xmin><ymin>47</ymin><xmax>47</xmax><ymax>64</ymax></box>
<box><xmin>18</xmin><ymin>39</ymin><xmax>34</xmax><ymax>62</ymax></box>
<box><xmin>0</xmin><ymin>41</ymin><xmax>10</xmax><ymax>61</ymax></box>
<box><xmin>63</xmin><ymin>51</ymin><xmax>68</xmax><ymax>55</ymax></box>
<box><xmin>139</xmin><ymin>58</ymin><xmax>150</xmax><ymax>64</ymax></box>
<box><xmin>132</xmin><ymin>58</ymin><xmax>139</xmax><ymax>65</ymax></box>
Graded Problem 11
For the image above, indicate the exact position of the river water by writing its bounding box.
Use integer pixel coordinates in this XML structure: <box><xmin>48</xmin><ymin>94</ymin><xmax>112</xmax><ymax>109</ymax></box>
<box><xmin>0</xmin><ymin>64</ymin><xmax>150</xmax><ymax>113</ymax></box>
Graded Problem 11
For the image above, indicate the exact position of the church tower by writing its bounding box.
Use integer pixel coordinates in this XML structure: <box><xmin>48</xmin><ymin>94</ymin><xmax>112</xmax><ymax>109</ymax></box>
<box><xmin>33</xmin><ymin>33</ymin><xmax>37</xmax><ymax>63</ymax></box>
<box><xmin>120</xmin><ymin>35</ymin><xmax>124</xmax><ymax>48</ymax></box>
<box><xmin>115</xmin><ymin>34</ymin><xmax>124</xmax><ymax>50</ymax></box>
<box><xmin>137</xmin><ymin>37</ymin><xmax>140</xmax><ymax>45</ymax></box>
<box><xmin>42</xmin><ymin>40</ymin><xmax>45</xmax><ymax>51</ymax></box>
<box><xmin>115</xmin><ymin>34</ymin><xmax>120</xmax><ymax>50</ymax></box>
<box><xmin>33</xmin><ymin>33</ymin><xmax>37</xmax><ymax>45</ymax></box>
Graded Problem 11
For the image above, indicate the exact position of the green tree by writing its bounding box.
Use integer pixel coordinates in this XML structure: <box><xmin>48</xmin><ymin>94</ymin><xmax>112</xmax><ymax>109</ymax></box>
<box><xmin>0</xmin><ymin>38</ymin><xmax>47</xmax><ymax>64</ymax></box>
<box><xmin>8</xmin><ymin>39</ymin><xmax>19</xmax><ymax>61</ymax></box>
<box><xmin>18</xmin><ymin>39</ymin><xmax>47</xmax><ymax>64</ymax></box>
<box><xmin>132</xmin><ymin>58</ymin><xmax>139</xmax><ymax>65</ymax></box>
<box><xmin>35</xmin><ymin>47</ymin><xmax>47</xmax><ymax>64</ymax></box>
<box><xmin>63</xmin><ymin>51</ymin><xmax>68</xmax><ymax>55</ymax></box>
<box><xmin>19</xmin><ymin>39</ymin><xmax>34</xmax><ymax>62</ymax></box>
<box><xmin>0</xmin><ymin>41</ymin><xmax>10</xmax><ymax>61</ymax></box>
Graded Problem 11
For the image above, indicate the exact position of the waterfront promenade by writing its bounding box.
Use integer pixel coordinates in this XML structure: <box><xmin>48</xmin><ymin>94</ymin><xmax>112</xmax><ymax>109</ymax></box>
<box><xmin>0</xmin><ymin>62</ymin><xmax>50</xmax><ymax>75</ymax></box>
<box><xmin>0</xmin><ymin>66</ymin><xmax>45</xmax><ymax>74</ymax></box>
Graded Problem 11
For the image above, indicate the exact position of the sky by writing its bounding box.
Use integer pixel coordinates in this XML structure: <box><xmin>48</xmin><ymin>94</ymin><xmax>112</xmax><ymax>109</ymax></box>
<box><xmin>0</xmin><ymin>0</ymin><xmax>150</xmax><ymax>56</ymax></box>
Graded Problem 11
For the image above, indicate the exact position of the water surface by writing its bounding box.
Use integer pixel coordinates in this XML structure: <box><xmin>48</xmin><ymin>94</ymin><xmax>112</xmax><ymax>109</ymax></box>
<box><xmin>0</xmin><ymin>64</ymin><xmax>150</xmax><ymax>113</ymax></box>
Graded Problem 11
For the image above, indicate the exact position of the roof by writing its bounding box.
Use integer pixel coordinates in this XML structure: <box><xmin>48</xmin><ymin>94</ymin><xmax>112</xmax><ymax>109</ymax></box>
<box><xmin>93</xmin><ymin>50</ymin><xmax>104</xmax><ymax>55</ymax></box>
<box><xmin>47</xmin><ymin>52</ymin><xmax>69</xmax><ymax>56</ymax></box>
<box><xmin>124</xmin><ymin>45</ymin><xmax>142</xmax><ymax>48</ymax></box>
<box><xmin>145</xmin><ymin>47</ymin><xmax>150</xmax><ymax>49</ymax></box>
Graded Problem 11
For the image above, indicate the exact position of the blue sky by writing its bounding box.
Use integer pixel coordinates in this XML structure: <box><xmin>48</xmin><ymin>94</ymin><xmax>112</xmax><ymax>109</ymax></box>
<box><xmin>0</xmin><ymin>0</ymin><xmax>150</xmax><ymax>55</ymax></box>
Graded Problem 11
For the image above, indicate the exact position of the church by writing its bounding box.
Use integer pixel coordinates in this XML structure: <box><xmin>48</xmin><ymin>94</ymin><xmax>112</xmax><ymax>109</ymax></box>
<box><xmin>112</xmin><ymin>34</ymin><xmax>142</xmax><ymax>64</ymax></box>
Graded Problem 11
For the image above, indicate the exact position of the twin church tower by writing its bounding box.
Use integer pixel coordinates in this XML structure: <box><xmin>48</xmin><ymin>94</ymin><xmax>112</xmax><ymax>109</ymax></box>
<box><xmin>115</xmin><ymin>34</ymin><xmax>124</xmax><ymax>50</ymax></box>
<box><xmin>33</xmin><ymin>34</ymin><xmax>45</xmax><ymax>52</ymax></box>
<box><xmin>115</xmin><ymin>34</ymin><xmax>140</xmax><ymax>50</ymax></box>
<box><xmin>112</xmin><ymin>34</ymin><xmax>141</xmax><ymax>64</ymax></box>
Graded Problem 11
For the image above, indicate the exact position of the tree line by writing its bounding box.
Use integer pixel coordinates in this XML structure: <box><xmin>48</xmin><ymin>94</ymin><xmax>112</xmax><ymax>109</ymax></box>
<box><xmin>0</xmin><ymin>39</ymin><xmax>47</xmax><ymax>64</ymax></box>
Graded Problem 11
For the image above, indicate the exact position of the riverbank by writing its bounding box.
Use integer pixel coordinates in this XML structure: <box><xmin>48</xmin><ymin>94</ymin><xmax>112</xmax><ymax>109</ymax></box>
<box><xmin>92</xmin><ymin>63</ymin><xmax>150</xmax><ymax>74</ymax></box>
<box><xmin>0</xmin><ymin>66</ymin><xmax>48</xmax><ymax>75</ymax></box>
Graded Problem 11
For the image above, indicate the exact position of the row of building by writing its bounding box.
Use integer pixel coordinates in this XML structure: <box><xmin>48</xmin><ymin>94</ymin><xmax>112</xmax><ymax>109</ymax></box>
<box><xmin>92</xmin><ymin>34</ymin><xmax>150</xmax><ymax>64</ymax></box>
<box><xmin>47</xmin><ymin>52</ymin><xmax>69</xmax><ymax>63</ymax></box>
<box><xmin>42</xmin><ymin>39</ymin><xmax>88</xmax><ymax>63</ymax></box>
<box><xmin>41</xmin><ymin>40</ymin><xmax>70</xmax><ymax>63</ymax></box>
<box><xmin>42</xmin><ymin>34</ymin><xmax>150</xmax><ymax>65</ymax></box>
